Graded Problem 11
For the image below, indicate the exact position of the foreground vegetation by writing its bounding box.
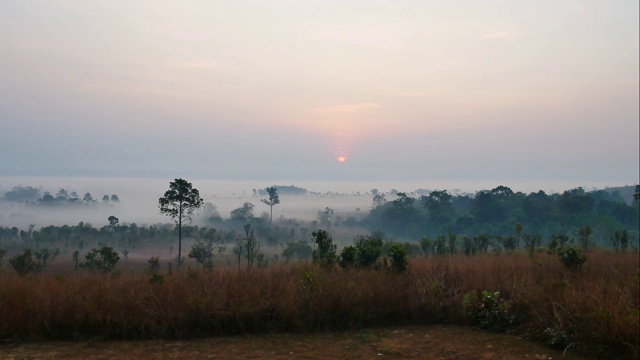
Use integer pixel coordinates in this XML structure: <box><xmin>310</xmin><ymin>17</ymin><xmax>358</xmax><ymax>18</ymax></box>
<box><xmin>0</xmin><ymin>251</ymin><xmax>637</xmax><ymax>359</ymax></box>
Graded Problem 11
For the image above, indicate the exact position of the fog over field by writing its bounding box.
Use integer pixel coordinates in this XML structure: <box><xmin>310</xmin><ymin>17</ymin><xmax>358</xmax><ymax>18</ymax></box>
<box><xmin>0</xmin><ymin>176</ymin><xmax>632</xmax><ymax>230</ymax></box>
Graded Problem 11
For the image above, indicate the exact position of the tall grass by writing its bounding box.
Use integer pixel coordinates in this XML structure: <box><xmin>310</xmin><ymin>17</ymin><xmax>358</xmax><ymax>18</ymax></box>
<box><xmin>0</xmin><ymin>251</ymin><xmax>637</xmax><ymax>358</ymax></box>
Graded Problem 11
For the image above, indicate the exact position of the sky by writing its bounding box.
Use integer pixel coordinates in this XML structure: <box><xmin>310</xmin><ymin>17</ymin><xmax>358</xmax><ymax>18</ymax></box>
<box><xmin>1</xmin><ymin>0</ymin><xmax>638</xmax><ymax>187</ymax></box>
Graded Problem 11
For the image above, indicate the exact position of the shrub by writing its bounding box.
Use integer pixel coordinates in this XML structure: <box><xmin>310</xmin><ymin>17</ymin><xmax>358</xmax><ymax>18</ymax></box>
<box><xmin>557</xmin><ymin>246</ymin><xmax>587</xmax><ymax>272</ymax></box>
<box><xmin>354</xmin><ymin>232</ymin><xmax>383</xmax><ymax>268</ymax></box>
<box><xmin>188</xmin><ymin>229</ymin><xmax>225</xmax><ymax>271</ymax></box>
<box><xmin>80</xmin><ymin>247</ymin><xmax>120</xmax><ymax>273</ymax></box>
<box><xmin>147</xmin><ymin>257</ymin><xmax>164</xmax><ymax>283</ymax></box>
<box><xmin>311</xmin><ymin>230</ymin><xmax>337</xmax><ymax>267</ymax></box>
<box><xmin>282</xmin><ymin>241</ymin><xmax>313</xmax><ymax>263</ymax></box>
<box><xmin>34</xmin><ymin>248</ymin><xmax>59</xmax><ymax>271</ymax></box>
<box><xmin>9</xmin><ymin>249</ymin><xmax>37</xmax><ymax>275</ymax></box>
<box><xmin>339</xmin><ymin>245</ymin><xmax>357</xmax><ymax>269</ymax></box>
<box><xmin>387</xmin><ymin>243</ymin><xmax>408</xmax><ymax>273</ymax></box>
<box><xmin>462</xmin><ymin>290</ymin><xmax>514</xmax><ymax>330</ymax></box>
<box><xmin>0</xmin><ymin>248</ymin><xmax>7</xmax><ymax>270</ymax></box>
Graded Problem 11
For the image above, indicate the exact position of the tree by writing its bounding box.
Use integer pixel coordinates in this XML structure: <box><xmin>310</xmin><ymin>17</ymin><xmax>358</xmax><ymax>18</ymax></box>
<box><xmin>230</xmin><ymin>202</ymin><xmax>254</xmax><ymax>222</ymax></box>
<box><xmin>243</xmin><ymin>224</ymin><xmax>260</xmax><ymax>271</ymax></box>
<box><xmin>422</xmin><ymin>190</ymin><xmax>454</xmax><ymax>227</ymax></box>
<box><xmin>159</xmin><ymin>179</ymin><xmax>204</xmax><ymax>268</ymax></box>
<box><xmin>9</xmin><ymin>249</ymin><xmax>37</xmax><ymax>275</ymax></box>
<box><xmin>260</xmin><ymin>186</ymin><xmax>280</xmax><ymax>223</ymax></box>
<box><xmin>387</xmin><ymin>242</ymin><xmax>408</xmax><ymax>273</ymax></box>
<box><xmin>108</xmin><ymin>216</ymin><xmax>119</xmax><ymax>229</ymax></box>
<box><xmin>83</xmin><ymin>192</ymin><xmax>95</xmax><ymax>203</ymax></box>
<box><xmin>81</xmin><ymin>247</ymin><xmax>120</xmax><ymax>273</ymax></box>
<box><xmin>189</xmin><ymin>228</ymin><xmax>225</xmax><ymax>271</ymax></box>
<box><xmin>523</xmin><ymin>233</ymin><xmax>542</xmax><ymax>257</ymax></box>
<box><xmin>354</xmin><ymin>231</ymin><xmax>384</xmax><ymax>268</ymax></box>
<box><xmin>372</xmin><ymin>193</ymin><xmax>387</xmax><ymax>209</ymax></box>
<box><xmin>318</xmin><ymin>207</ymin><xmax>334</xmax><ymax>228</ymax></box>
<box><xmin>311</xmin><ymin>229</ymin><xmax>337</xmax><ymax>267</ymax></box>
<box><xmin>102</xmin><ymin>195</ymin><xmax>110</xmax><ymax>203</ymax></box>
<box><xmin>514</xmin><ymin>223</ymin><xmax>523</xmax><ymax>250</ymax></box>
<box><xmin>578</xmin><ymin>225</ymin><xmax>592</xmax><ymax>251</ymax></box>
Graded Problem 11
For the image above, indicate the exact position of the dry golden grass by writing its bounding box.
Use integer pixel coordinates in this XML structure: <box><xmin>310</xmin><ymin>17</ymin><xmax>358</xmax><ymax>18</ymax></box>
<box><xmin>0</xmin><ymin>251</ymin><xmax>637</xmax><ymax>358</ymax></box>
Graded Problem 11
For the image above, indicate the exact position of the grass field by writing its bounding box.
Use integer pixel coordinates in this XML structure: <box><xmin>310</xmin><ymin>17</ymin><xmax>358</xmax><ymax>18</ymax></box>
<box><xmin>0</xmin><ymin>251</ymin><xmax>638</xmax><ymax>359</ymax></box>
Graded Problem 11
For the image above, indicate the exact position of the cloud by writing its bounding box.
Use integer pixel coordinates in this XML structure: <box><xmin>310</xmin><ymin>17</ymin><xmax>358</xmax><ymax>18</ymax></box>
<box><xmin>482</xmin><ymin>31</ymin><xmax>521</xmax><ymax>40</ymax></box>
<box><xmin>312</xmin><ymin>102</ymin><xmax>382</xmax><ymax>113</ymax></box>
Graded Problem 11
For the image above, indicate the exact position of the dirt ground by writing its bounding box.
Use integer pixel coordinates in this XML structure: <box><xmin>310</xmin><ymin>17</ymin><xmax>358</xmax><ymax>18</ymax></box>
<box><xmin>0</xmin><ymin>325</ymin><xmax>588</xmax><ymax>360</ymax></box>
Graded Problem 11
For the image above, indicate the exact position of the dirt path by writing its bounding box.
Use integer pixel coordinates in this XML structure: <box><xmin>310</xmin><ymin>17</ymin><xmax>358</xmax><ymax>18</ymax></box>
<box><xmin>0</xmin><ymin>326</ymin><xmax>587</xmax><ymax>360</ymax></box>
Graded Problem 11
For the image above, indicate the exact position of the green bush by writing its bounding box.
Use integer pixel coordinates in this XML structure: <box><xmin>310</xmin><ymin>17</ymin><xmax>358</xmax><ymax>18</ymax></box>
<box><xmin>81</xmin><ymin>247</ymin><xmax>120</xmax><ymax>273</ymax></box>
<box><xmin>463</xmin><ymin>290</ymin><xmax>514</xmax><ymax>330</ymax></box>
<box><xmin>354</xmin><ymin>232</ymin><xmax>384</xmax><ymax>268</ymax></box>
<box><xmin>311</xmin><ymin>230</ymin><xmax>337</xmax><ymax>268</ymax></box>
<box><xmin>9</xmin><ymin>249</ymin><xmax>37</xmax><ymax>275</ymax></box>
<box><xmin>387</xmin><ymin>243</ymin><xmax>408</xmax><ymax>273</ymax></box>
<box><xmin>339</xmin><ymin>245</ymin><xmax>357</xmax><ymax>269</ymax></box>
<box><xmin>557</xmin><ymin>246</ymin><xmax>587</xmax><ymax>272</ymax></box>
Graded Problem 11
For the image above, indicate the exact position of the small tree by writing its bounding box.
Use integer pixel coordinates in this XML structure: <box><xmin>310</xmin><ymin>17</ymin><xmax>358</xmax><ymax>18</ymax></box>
<box><xmin>230</xmin><ymin>202</ymin><xmax>255</xmax><ymax>222</ymax></box>
<box><xmin>0</xmin><ymin>248</ymin><xmax>7</xmax><ymax>270</ymax></box>
<box><xmin>81</xmin><ymin>247</ymin><xmax>120</xmax><ymax>273</ymax></box>
<box><xmin>34</xmin><ymin>248</ymin><xmax>59</xmax><ymax>271</ymax></box>
<box><xmin>502</xmin><ymin>236</ymin><xmax>517</xmax><ymax>251</ymax></box>
<box><xmin>72</xmin><ymin>250</ymin><xmax>79</xmax><ymax>271</ymax></box>
<box><xmin>243</xmin><ymin>224</ymin><xmax>260</xmax><ymax>271</ymax></box>
<box><xmin>9</xmin><ymin>249</ymin><xmax>37</xmax><ymax>275</ymax></box>
<box><xmin>514</xmin><ymin>223</ymin><xmax>523</xmax><ymax>250</ymax></box>
<box><xmin>610</xmin><ymin>230</ymin><xmax>629</xmax><ymax>252</ymax></box>
<box><xmin>557</xmin><ymin>246</ymin><xmax>587</xmax><ymax>272</ymax></box>
<box><xmin>523</xmin><ymin>233</ymin><xmax>542</xmax><ymax>257</ymax></box>
<box><xmin>339</xmin><ymin>245</ymin><xmax>357</xmax><ymax>269</ymax></box>
<box><xmin>462</xmin><ymin>236</ymin><xmax>475</xmax><ymax>256</ymax></box>
<box><xmin>311</xmin><ymin>229</ymin><xmax>337</xmax><ymax>268</ymax></box>
<box><xmin>578</xmin><ymin>225</ymin><xmax>592</xmax><ymax>252</ymax></box>
<box><xmin>354</xmin><ymin>232</ymin><xmax>384</xmax><ymax>268</ymax></box>
<box><xmin>108</xmin><ymin>216</ymin><xmax>119</xmax><ymax>229</ymax></box>
<box><xmin>159</xmin><ymin>179</ymin><xmax>204</xmax><ymax>268</ymax></box>
<box><xmin>260</xmin><ymin>186</ymin><xmax>280</xmax><ymax>223</ymax></box>
<box><xmin>387</xmin><ymin>242</ymin><xmax>408</xmax><ymax>273</ymax></box>
<box><xmin>474</xmin><ymin>233</ymin><xmax>491</xmax><ymax>253</ymax></box>
<box><xmin>420</xmin><ymin>237</ymin><xmax>433</xmax><ymax>257</ymax></box>
<box><xmin>188</xmin><ymin>228</ymin><xmax>225</xmax><ymax>271</ymax></box>
<box><xmin>448</xmin><ymin>228</ymin><xmax>457</xmax><ymax>255</ymax></box>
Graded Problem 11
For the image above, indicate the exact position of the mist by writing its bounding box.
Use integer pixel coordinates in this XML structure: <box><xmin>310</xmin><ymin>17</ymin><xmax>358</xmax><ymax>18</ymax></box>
<box><xmin>0</xmin><ymin>176</ymin><xmax>633</xmax><ymax>231</ymax></box>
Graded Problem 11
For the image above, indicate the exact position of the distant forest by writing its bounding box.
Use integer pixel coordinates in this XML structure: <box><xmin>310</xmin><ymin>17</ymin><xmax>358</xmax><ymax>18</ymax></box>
<box><xmin>1</xmin><ymin>184</ymin><xmax>638</xmax><ymax>251</ymax></box>
<box><xmin>2</xmin><ymin>186</ymin><xmax>119</xmax><ymax>205</ymax></box>
<box><xmin>362</xmin><ymin>185</ymin><xmax>639</xmax><ymax>248</ymax></box>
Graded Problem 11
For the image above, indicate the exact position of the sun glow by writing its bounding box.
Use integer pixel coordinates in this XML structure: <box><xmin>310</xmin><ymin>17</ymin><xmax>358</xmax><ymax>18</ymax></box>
<box><xmin>337</xmin><ymin>156</ymin><xmax>347</xmax><ymax>163</ymax></box>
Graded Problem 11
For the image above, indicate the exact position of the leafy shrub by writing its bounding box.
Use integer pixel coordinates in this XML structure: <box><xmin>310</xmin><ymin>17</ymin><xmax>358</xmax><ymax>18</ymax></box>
<box><xmin>9</xmin><ymin>249</ymin><xmax>37</xmax><ymax>275</ymax></box>
<box><xmin>282</xmin><ymin>241</ymin><xmax>313</xmax><ymax>262</ymax></box>
<box><xmin>0</xmin><ymin>248</ymin><xmax>7</xmax><ymax>270</ymax></box>
<box><xmin>463</xmin><ymin>290</ymin><xmax>514</xmax><ymax>330</ymax></box>
<box><xmin>387</xmin><ymin>242</ymin><xmax>408</xmax><ymax>273</ymax></box>
<box><xmin>311</xmin><ymin>230</ymin><xmax>337</xmax><ymax>267</ymax></box>
<box><xmin>34</xmin><ymin>248</ymin><xmax>59</xmax><ymax>271</ymax></box>
<box><xmin>339</xmin><ymin>245</ymin><xmax>357</xmax><ymax>269</ymax></box>
<box><xmin>80</xmin><ymin>247</ymin><xmax>120</xmax><ymax>273</ymax></box>
<box><xmin>147</xmin><ymin>257</ymin><xmax>164</xmax><ymax>284</ymax></box>
<box><xmin>188</xmin><ymin>229</ymin><xmax>225</xmax><ymax>271</ymax></box>
<box><xmin>354</xmin><ymin>232</ymin><xmax>383</xmax><ymax>268</ymax></box>
<box><xmin>557</xmin><ymin>246</ymin><xmax>587</xmax><ymax>272</ymax></box>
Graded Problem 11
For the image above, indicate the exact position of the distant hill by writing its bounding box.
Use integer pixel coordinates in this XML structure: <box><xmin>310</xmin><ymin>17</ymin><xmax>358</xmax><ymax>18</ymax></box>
<box><xmin>593</xmin><ymin>185</ymin><xmax>638</xmax><ymax>205</ymax></box>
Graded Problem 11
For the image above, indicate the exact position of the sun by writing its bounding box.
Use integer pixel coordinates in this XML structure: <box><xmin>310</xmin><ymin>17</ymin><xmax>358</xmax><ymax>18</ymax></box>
<box><xmin>337</xmin><ymin>156</ymin><xmax>347</xmax><ymax>163</ymax></box>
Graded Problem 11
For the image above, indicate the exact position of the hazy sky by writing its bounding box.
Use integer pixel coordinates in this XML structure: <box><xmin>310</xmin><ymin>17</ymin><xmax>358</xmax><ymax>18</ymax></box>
<box><xmin>1</xmin><ymin>1</ymin><xmax>638</xmax><ymax>186</ymax></box>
